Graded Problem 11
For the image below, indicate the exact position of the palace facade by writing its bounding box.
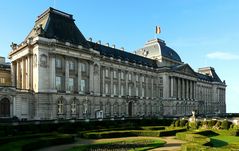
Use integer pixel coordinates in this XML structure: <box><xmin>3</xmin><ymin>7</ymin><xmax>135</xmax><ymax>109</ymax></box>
<box><xmin>1</xmin><ymin>8</ymin><xmax>226</xmax><ymax>120</ymax></box>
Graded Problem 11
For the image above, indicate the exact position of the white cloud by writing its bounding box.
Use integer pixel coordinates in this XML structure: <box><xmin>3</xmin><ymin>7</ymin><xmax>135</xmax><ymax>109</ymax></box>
<box><xmin>206</xmin><ymin>52</ymin><xmax>239</xmax><ymax>60</ymax></box>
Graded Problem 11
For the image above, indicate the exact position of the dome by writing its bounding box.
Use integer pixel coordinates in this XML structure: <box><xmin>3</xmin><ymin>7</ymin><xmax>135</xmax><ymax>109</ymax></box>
<box><xmin>135</xmin><ymin>38</ymin><xmax>182</xmax><ymax>63</ymax></box>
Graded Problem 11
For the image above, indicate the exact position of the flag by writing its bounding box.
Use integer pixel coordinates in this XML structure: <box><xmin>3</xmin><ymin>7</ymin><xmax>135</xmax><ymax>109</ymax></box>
<box><xmin>156</xmin><ymin>26</ymin><xmax>161</xmax><ymax>34</ymax></box>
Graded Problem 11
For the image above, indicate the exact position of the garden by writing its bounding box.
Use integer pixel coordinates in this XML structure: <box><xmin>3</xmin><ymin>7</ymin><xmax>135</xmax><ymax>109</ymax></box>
<box><xmin>0</xmin><ymin>118</ymin><xmax>238</xmax><ymax>151</ymax></box>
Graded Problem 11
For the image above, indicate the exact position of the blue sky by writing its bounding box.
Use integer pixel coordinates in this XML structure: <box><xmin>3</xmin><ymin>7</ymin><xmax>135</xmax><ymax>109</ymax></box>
<box><xmin>0</xmin><ymin>0</ymin><xmax>238</xmax><ymax>113</ymax></box>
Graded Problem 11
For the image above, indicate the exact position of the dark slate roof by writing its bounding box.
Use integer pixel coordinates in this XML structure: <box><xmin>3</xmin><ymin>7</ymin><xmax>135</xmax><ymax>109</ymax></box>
<box><xmin>159</xmin><ymin>41</ymin><xmax>182</xmax><ymax>62</ymax></box>
<box><xmin>26</xmin><ymin>7</ymin><xmax>90</xmax><ymax>48</ymax></box>
<box><xmin>88</xmin><ymin>41</ymin><xmax>158</xmax><ymax>68</ymax></box>
<box><xmin>196</xmin><ymin>70</ymin><xmax>222</xmax><ymax>83</ymax></box>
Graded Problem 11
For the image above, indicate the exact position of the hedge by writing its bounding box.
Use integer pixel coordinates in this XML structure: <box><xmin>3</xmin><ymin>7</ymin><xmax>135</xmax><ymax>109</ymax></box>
<box><xmin>0</xmin><ymin>133</ymin><xmax>55</xmax><ymax>145</ymax></box>
<box><xmin>176</xmin><ymin>132</ymin><xmax>210</xmax><ymax>145</ymax></box>
<box><xmin>141</xmin><ymin>126</ymin><xmax>165</xmax><ymax>130</ymax></box>
<box><xmin>22</xmin><ymin>134</ymin><xmax>75</xmax><ymax>151</ymax></box>
<box><xmin>79</xmin><ymin>128</ymin><xmax>187</xmax><ymax>139</ymax></box>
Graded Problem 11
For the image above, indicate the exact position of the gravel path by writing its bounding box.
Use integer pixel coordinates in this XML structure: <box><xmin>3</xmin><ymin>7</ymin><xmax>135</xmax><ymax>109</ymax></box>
<box><xmin>37</xmin><ymin>136</ymin><xmax>186</xmax><ymax>151</ymax></box>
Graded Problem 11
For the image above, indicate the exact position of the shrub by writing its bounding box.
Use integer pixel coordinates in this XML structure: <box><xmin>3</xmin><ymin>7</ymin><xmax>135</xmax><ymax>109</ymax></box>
<box><xmin>221</xmin><ymin>120</ymin><xmax>232</xmax><ymax>130</ymax></box>
<box><xmin>180</xmin><ymin>120</ymin><xmax>188</xmax><ymax>127</ymax></box>
<box><xmin>213</xmin><ymin>121</ymin><xmax>221</xmax><ymax>129</ymax></box>
<box><xmin>175</xmin><ymin>120</ymin><xmax>180</xmax><ymax>127</ymax></box>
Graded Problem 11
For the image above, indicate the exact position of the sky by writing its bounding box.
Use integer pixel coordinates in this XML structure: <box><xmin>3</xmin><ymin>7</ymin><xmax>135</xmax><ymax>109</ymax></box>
<box><xmin>0</xmin><ymin>0</ymin><xmax>238</xmax><ymax>113</ymax></box>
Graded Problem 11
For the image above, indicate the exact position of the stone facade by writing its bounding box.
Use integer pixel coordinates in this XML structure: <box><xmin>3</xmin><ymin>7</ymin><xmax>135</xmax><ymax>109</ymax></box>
<box><xmin>1</xmin><ymin>8</ymin><xmax>226</xmax><ymax>120</ymax></box>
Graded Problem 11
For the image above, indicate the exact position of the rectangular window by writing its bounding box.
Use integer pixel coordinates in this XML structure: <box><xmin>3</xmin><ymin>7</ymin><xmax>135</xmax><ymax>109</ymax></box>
<box><xmin>159</xmin><ymin>77</ymin><xmax>163</xmax><ymax>84</ymax></box>
<box><xmin>80</xmin><ymin>79</ymin><xmax>86</xmax><ymax>92</ymax></box>
<box><xmin>142</xmin><ymin>87</ymin><xmax>145</xmax><ymax>97</ymax></box>
<box><xmin>129</xmin><ymin>85</ymin><xmax>132</xmax><ymax>96</ymax></box>
<box><xmin>69</xmin><ymin>61</ymin><xmax>75</xmax><ymax>71</ymax></box>
<box><xmin>128</xmin><ymin>73</ymin><xmax>132</xmax><ymax>81</ymax></box>
<box><xmin>81</xmin><ymin>63</ymin><xmax>86</xmax><ymax>72</ymax></box>
<box><xmin>136</xmin><ymin>86</ymin><xmax>139</xmax><ymax>96</ymax></box>
<box><xmin>160</xmin><ymin>88</ymin><xmax>163</xmax><ymax>97</ymax></box>
<box><xmin>0</xmin><ymin>78</ymin><xmax>5</xmax><ymax>84</ymax></box>
<box><xmin>113</xmin><ymin>70</ymin><xmax>117</xmax><ymax>78</ymax></box>
<box><xmin>113</xmin><ymin>84</ymin><xmax>117</xmax><ymax>95</ymax></box>
<box><xmin>105</xmin><ymin>69</ymin><xmax>109</xmax><ymax>77</ymax></box>
<box><xmin>56</xmin><ymin>76</ymin><xmax>62</xmax><ymax>90</ymax></box>
<box><xmin>68</xmin><ymin>78</ymin><xmax>74</xmax><ymax>91</ymax></box>
<box><xmin>105</xmin><ymin>83</ymin><xmax>109</xmax><ymax>94</ymax></box>
<box><xmin>121</xmin><ymin>85</ymin><xmax>124</xmax><ymax>96</ymax></box>
<box><xmin>136</xmin><ymin>75</ymin><xmax>139</xmax><ymax>82</ymax></box>
<box><xmin>121</xmin><ymin>71</ymin><xmax>124</xmax><ymax>80</ymax></box>
<box><xmin>56</xmin><ymin>58</ymin><xmax>62</xmax><ymax>69</ymax></box>
<box><xmin>142</xmin><ymin>76</ymin><xmax>145</xmax><ymax>82</ymax></box>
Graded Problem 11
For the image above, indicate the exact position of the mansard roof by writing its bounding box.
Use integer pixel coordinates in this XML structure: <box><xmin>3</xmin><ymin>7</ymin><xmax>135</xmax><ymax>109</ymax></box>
<box><xmin>88</xmin><ymin>41</ymin><xmax>158</xmax><ymax>68</ymax></box>
<box><xmin>196</xmin><ymin>70</ymin><xmax>222</xmax><ymax>83</ymax></box>
<box><xmin>26</xmin><ymin>7</ymin><xmax>90</xmax><ymax>48</ymax></box>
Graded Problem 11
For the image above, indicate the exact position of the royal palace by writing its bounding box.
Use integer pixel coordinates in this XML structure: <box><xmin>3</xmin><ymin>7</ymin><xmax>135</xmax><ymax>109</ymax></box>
<box><xmin>0</xmin><ymin>8</ymin><xmax>226</xmax><ymax>120</ymax></box>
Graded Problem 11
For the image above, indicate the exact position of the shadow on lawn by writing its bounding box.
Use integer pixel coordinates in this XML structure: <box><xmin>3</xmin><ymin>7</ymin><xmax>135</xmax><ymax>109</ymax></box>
<box><xmin>210</xmin><ymin>138</ymin><xmax>228</xmax><ymax>147</ymax></box>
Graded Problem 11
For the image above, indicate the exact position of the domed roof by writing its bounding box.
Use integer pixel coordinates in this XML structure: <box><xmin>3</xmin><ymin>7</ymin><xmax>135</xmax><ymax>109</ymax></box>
<box><xmin>135</xmin><ymin>38</ymin><xmax>182</xmax><ymax>62</ymax></box>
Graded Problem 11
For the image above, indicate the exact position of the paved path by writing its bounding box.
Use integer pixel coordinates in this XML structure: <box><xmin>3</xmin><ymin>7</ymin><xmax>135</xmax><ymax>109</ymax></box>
<box><xmin>37</xmin><ymin>136</ymin><xmax>186</xmax><ymax>151</ymax></box>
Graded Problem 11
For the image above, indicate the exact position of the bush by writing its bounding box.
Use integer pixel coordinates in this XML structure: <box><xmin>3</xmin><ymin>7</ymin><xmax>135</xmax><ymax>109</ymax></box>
<box><xmin>176</xmin><ymin>132</ymin><xmax>210</xmax><ymax>145</ymax></box>
<box><xmin>175</xmin><ymin>120</ymin><xmax>180</xmax><ymax>127</ymax></box>
<box><xmin>180</xmin><ymin>120</ymin><xmax>188</xmax><ymax>127</ymax></box>
<box><xmin>221</xmin><ymin>120</ymin><xmax>232</xmax><ymax>130</ymax></box>
<box><xmin>141</xmin><ymin>126</ymin><xmax>165</xmax><ymax>130</ymax></box>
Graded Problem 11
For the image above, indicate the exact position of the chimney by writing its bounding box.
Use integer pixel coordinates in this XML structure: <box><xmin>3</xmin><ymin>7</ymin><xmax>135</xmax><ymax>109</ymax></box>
<box><xmin>88</xmin><ymin>37</ymin><xmax>92</xmax><ymax>42</ymax></box>
<box><xmin>105</xmin><ymin>43</ymin><xmax>109</xmax><ymax>47</ymax></box>
<box><xmin>112</xmin><ymin>44</ymin><xmax>115</xmax><ymax>48</ymax></box>
<box><xmin>120</xmin><ymin>47</ymin><xmax>124</xmax><ymax>51</ymax></box>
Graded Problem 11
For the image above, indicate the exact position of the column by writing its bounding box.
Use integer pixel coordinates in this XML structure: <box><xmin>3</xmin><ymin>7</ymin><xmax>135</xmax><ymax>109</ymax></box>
<box><xmin>125</xmin><ymin>71</ymin><xmax>128</xmax><ymax>96</ymax></box>
<box><xmin>65</xmin><ymin>59</ymin><xmax>69</xmax><ymax>92</ymax></box>
<box><xmin>133</xmin><ymin>73</ymin><xmax>136</xmax><ymax>96</ymax></box>
<box><xmin>177</xmin><ymin>78</ymin><xmax>181</xmax><ymax>99</ymax></box>
<box><xmin>89</xmin><ymin>63</ymin><xmax>94</xmax><ymax>93</ymax></box>
<box><xmin>173</xmin><ymin>77</ymin><xmax>177</xmax><ymax>98</ymax></box>
<box><xmin>101</xmin><ymin>67</ymin><xmax>105</xmax><ymax>96</ymax></box>
<box><xmin>139</xmin><ymin>74</ymin><xmax>142</xmax><ymax>97</ymax></box>
<box><xmin>11</xmin><ymin>62</ymin><xmax>16</xmax><ymax>87</ymax></box>
<box><xmin>170</xmin><ymin>76</ymin><xmax>174</xmax><ymax>97</ymax></box>
<box><xmin>145</xmin><ymin>76</ymin><xmax>148</xmax><ymax>98</ymax></box>
<box><xmin>182</xmin><ymin>79</ymin><xmax>185</xmax><ymax>99</ymax></box>
<box><xmin>29</xmin><ymin>55</ymin><xmax>33</xmax><ymax>90</ymax></box>
<box><xmin>78</xmin><ymin>60</ymin><xmax>82</xmax><ymax>93</ymax></box>
<box><xmin>50</xmin><ymin>55</ymin><xmax>56</xmax><ymax>90</ymax></box>
<box><xmin>118</xmin><ymin>70</ymin><xmax>121</xmax><ymax>97</ymax></box>
<box><xmin>190</xmin><ymin>81</ymin><xmax>193</xmax><ymax>100</ymax></box>
<box><xmin>186</xmin><ymin>80</ymin><xmax>189</xmax><ymax>99</ymax></box>
<box><xmin>110</xmin><ymin>68</ymin><xmax>113</xmax><ymax>97</ymax></box>
<box><xmin>151</xmin><ymin>77</ymin><xmax>154</xmax><ymax>98</ymax></box>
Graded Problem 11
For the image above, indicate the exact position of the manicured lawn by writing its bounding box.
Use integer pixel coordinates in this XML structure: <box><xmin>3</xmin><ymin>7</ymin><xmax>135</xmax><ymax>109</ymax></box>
<box><xmin>210</xmin><ymin>135</ymin><xmax>239</xmax><ymax>147</ymax></box>
<box><xmin>67</xmin><ymin>137</ymin><xmax>166</xmax><ymax>151</ymax></box>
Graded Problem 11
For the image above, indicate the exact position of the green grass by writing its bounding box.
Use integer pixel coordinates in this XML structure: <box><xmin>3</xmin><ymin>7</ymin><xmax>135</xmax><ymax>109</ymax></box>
<box><xmin>67</xmin><ymin>137</ymin><xmax>166</xmax><ymax>151</ymax></box>
<box><xmin>210</xmin><ymin>135</ymin><xmax>239</xmax><ymax>147</ymax></box>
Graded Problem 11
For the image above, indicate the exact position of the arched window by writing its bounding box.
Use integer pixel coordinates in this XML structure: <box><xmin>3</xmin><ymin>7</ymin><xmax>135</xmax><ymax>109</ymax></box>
<box><xmin>71</xmin><ymin>99</ymin><xmax>77</xmax><ymax>114</ymax></box>
<box><xmin>57</xmin><ymin>99</ymin><xmax>64</xmax><ymax>114</ymax></box>
<box><xmin>0</xmin><ymin>98</ymin><xmax>10</xmax><ymax>117</ymax></box>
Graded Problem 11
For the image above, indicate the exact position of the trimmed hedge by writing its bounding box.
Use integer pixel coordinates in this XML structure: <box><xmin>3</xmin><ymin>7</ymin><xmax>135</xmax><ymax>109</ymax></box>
<box><xmin>176</xmin><ymin>132</ymin><xmax>210</xmax><ymax>145</ymax></box>
<box><xmin>22</xmin><ymin>134</ymin><xmax>75</xmax><ymax>151</ymax></box>
<box><xmin>80</xmin><ymin>128</ymin><xmax>187</xmax><ymax>139</ymax></box>
<box><xmin>141</xmin><ymin>126</ymin><xmax>165</xmax><ymax>130</ymax></box>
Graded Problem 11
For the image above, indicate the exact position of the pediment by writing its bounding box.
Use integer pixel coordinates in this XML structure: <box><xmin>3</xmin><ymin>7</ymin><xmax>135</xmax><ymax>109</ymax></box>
<box><xmin>174</xmin><ymin>64</ymin><xmax>197</xmax><ymax>77</ymax></box>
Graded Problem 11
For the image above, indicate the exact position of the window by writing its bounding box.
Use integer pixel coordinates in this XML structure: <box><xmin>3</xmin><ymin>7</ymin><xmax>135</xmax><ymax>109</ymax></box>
<box><xmin>40</xmin><ymin>54</ymin><xmax>47</xmax><ymax>67</ymax></box>
<box><xmin>113</xmin><ymin>70</ymin><xmax>117</xmax><ymax>78</ymax></box>
<box><xmin>56</xmin><ymin>58</ymin><xmax>62</xmax><ymax>69</ymax></box>
<box><xmin>0</xmin><ymin>78</ymin><xmax>5</xmax><ymax>84</ymax></box>
<box><xmin>129</xmin><ymin>85</ymin><xmax>132</xmax><ymax>96</ymax></box>
<box><xmin>80</xmin><ymin>79</ymin><xmax>86</xmax><ymax>92</ymax></box>
<box><xmin>142</xmin><ymin>76</ymin><xmax>145</xmax><ymax>82</ymax></box>
<box><xmin>159</xmin><ymin>77</ymin><xmax>163</xmax><ymax>84</ymax></box>
<box><xmin>69</xmin><ymin>60</ymin><xmax>75</xmax><ymax>70</ymax></box>
<box><xmin>121</xmin><ymin>71</ymin><xmax>124</xmax><ymax>80</ymax></box>
<box><xmin>160</xmin><ymin>88</ymin><xmax>163</xmax><ymax>98</ymax></box>
<box><xmin>121</xmin><ymin>85</ymin><xmax>124</xmax><ymax>96</ymax></box>
<box><xmin>81</xmin><ymin>63</ymin><xmax>86</xmax><ymax>72</ymax></box>
<box><xmin>68</xmin><ymin>78</ymin><xmax>74</xmax><ymax>91</ymax></box>
<box><xmin>142</xmin><ymin>87</ymin><xmax>145</xmax><ymax>97</ymax></box>
<box><xmin>56</xmin><ymin>76</ymin><xmax>62</xmax><ymax>90</ymax></box>
<box><xmin>113</xmin><ymin>84</ymin><xmax>117</xmax><ymax>95</ymax></box>
<box><xmin>105</xmin><ymin>69</ymin><xmax>109</xmax><ymax>77</ymax></box>
<box><xmin>128</xmin><ymin>73</ymin><xmax>132</xmax><ymax>81</ymax></box>
<box><xmin>105</xmin><ymin>83</ymin><xmax>109</xmax><ymax>94</ymax></box>
<box><xmin>136</xmin><ymin>86</ymin><xmax>139</xmax><ymax>96</ymax></box>
<box><xmin>136</xmin><ymin>75</ymin><xmax>139</xmax><ymax>82</ymax></box>
<box><xmin>71</xmin><ymin>99</ymin><xmax>76</xmax><ymax>114</ymax></box>
<box><xmin>57</xmin><ymin>99</ymin><xmax>64</xmax><ymax>114</ymax></box>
